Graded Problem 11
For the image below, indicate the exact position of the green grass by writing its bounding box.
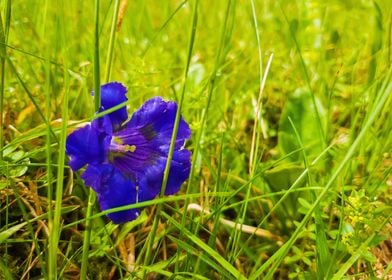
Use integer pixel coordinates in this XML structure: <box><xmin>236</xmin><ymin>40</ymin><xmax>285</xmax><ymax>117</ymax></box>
<box><xmin>1</xmin><ymin>0</ymin><xmax>391</xmax><ymax>279</ymax></box>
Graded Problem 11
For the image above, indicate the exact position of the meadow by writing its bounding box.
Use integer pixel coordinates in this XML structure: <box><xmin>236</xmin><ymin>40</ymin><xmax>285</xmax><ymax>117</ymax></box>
<box><xmin>0</xmin><ymin>0</ymin><xmax>391</xmax><ymax>279</ymax></box>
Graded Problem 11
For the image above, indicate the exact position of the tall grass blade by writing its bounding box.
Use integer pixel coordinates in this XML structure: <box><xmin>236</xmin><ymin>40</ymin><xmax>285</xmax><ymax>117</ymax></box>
<box><xmin>104</xmin><ymin>0</ymin><xmax>120</xmax><ymax>82</ymax></box>
<box><xmin>80</xmin><ymin>0</ymin><xmax>101</xmax><ymax>279</ymax></box>
<box><xmin>0</xmin><ymin>222</ymin><xmax>26</xmax><ymax>243</ymax></box>
<box><xmin>43</xmin><ymin>0</ymin><xmax>55</xmax><ymax>278</ymax></box>
<box><xmin>143</xmin><ymin>0</ymin><xmax>199</xmax><ymax>268</ymax></box>
<box><xmin>0</xmin><ymin>0</ymin><xmax>10</xmax><ymax>160</ymax></box>
<box><xmin>49</xmin><ymin>0</ymin><xmax>70</xmax><ymax>277</ymax></box>
<box><xmin>0</xmin><ymin>13</ymin><xmax>5</xmax><ymax>160</ymax></box>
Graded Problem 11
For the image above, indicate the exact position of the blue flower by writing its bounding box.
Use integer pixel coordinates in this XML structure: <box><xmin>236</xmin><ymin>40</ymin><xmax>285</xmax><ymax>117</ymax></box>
<box><xmin>66</xmin><ymin>82</ymin><xmax>191</xmax><ymax>223</ymax></box>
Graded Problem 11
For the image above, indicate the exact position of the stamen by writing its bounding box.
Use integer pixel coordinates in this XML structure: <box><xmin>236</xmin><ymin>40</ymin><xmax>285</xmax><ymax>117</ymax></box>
<box><xmin>124</xmin><ymin>145</ymin><xmax>136</xmax><ymax>153</ymax></box>
<box><xmin>112</xmin><ymin>136</ymin><xmax>123</xmax><ymax>145</ymax></box>
<box><xmin>110</xmin><ymin>136</ymin><xmax>136</xmax><ymax>153</ymax></box>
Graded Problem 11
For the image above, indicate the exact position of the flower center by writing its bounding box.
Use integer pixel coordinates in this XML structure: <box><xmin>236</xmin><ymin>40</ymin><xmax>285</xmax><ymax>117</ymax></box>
<box><xmin>109</xmin><ymin>136</ymin><xmax>137</xmax><ymax>156</ymax></box>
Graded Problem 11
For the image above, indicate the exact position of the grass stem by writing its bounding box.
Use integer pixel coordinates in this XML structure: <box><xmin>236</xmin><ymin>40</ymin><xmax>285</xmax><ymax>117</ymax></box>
<box><xmin>142</xmin><ymin>0</ymin><xmax>199</xmax><ymax>269</ymax></box>
<box><xmin>80</xmin><ymin>1</ymin><xmax>101</xmax><ymax>279</ymax></box>
<box><xmin>104</xmin><ymin>0</ymin><xmax>120</xmax><ymax>83</ymax></box>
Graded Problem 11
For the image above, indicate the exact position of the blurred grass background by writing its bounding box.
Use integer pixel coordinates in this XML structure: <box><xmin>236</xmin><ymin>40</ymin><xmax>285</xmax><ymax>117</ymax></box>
<box><xmin>0</xmin><ymin>0</ymin><xmax>391</xmax><ymax>279</ymax></box>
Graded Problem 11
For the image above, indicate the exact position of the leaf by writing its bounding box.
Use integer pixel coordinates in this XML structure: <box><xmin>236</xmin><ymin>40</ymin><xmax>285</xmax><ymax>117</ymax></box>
<box><xmin>298</xmin><ymin>197</ymin><xmax>312</xmax><ymax>215</ymax></box>
<box><xmin>359</xmin><ymin>248</ymin><xmax>376</xmax><ymax>263</ymax></box>
<box><xmin>0</xmin><ymin>13</ymin><xmax>5</xmax><ymax>58</ymax></box>
<box><xmin>264</xmin><ymin>163</ymin><xmax>305</xmax><ymax>191</ymax></box>
<box><xmin>9</xmin><ymin>164</ymin><xmax>29</xmax><ymax>177</ymax></box>
<box><xmin>0</xmin><ymin>222</ymin><xmax>27</xmax><ymax>243</ymax></box>
<box><xmin>278</xmin><ymin>88</ymin><xmax>326</xmax><ymax>162</ymax></box>
<box><xmin>314</xmin><ymin>207</ymin><xmax>330</xmax><ymax>278</ymax></box>
<box><xmin>0</xmin><ymin>181</ymin><xmax>7</xmax><ymax>190</ymax></box>
<box><xmin>264</xmin><ymin>163</ymin><xmax>308</xmax><ymax>219</ymax></box>
<box><xmin>0</xmin><ymin>149</ymin><xmax>30</xmax><ymax>178</ymax></box>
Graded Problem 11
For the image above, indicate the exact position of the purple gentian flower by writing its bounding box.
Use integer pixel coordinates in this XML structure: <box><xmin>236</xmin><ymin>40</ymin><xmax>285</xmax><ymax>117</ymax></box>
<box><xmin>66</xmin><ymin>82</ymin><xmax>191</xmax><ymax>223</ymax></box>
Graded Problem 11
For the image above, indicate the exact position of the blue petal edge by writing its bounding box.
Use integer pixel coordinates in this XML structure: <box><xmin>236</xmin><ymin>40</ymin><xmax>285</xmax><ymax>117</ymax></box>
<box><xmin>99</xmin><ymin>82</ymin><xmax>129</xmax><ymax>129</ymax></box>
<box><xmin>82</xmin><ymin>163</ymin><xmax>140</xmax><ymax>224</ymax></box>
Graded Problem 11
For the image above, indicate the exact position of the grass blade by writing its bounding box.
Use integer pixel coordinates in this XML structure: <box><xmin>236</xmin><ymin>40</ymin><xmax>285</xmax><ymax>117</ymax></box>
<box><xmin>80</xmin><ymin>0</ymin><xmax>101</xmax><ymax>279</ymax></box>
<box><xmin>163</xmin><ymin>212</ymin><xmax>246</xmax><ymax>280</ymax></box>
<box><xmin>143</xmin><ymin>0</ymin><xmax>199</xmax><ymax>268</ymax></box>
<box><xmin>48</xmin><ymin>0</ymin><xmax>70</xmax><ymax>277</ymax></box>
<box><xmin>104</xmin><ymin>0</ymin><xmax>120</xmax><ymax>82</ymax></box>
<box><xmin>0</xmin><ymin>12</ymin><xmax>5</xmax><ymax>160</ymax></box>
<box><xmin>0</xmin><ymin>222</ymin><xmax>26</xmax><ymax>243</ymax></box>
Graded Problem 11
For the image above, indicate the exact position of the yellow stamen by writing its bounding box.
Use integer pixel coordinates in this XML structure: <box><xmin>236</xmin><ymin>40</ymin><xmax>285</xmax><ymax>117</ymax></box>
<box><xmin>124</xmin><ymin>145</ymin><xmax>136</xmax><ymax>152</ymax></box>
<box><xmin>113</xmin><ymin>136</ymin><xmax>123</xmax><ymax>145</ymax></box>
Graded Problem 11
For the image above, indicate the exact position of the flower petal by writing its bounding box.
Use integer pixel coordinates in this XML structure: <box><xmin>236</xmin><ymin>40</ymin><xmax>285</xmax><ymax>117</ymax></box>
<box><xmin>99</xmin><ymin>82</ymin><xmax>128</xmax><ymax>129</ymax></box>
<box><xmin>127</xmin><ymin>97</ymin><xmax>167</xmax><ymax>127</ymax></box>
<box><xmin>81</xmin><ymin>164</ymin><xmax>112</xmax><ymax>193</ymax></box>
<box><xmin>66</xmin><ymin>122</ymin><xmax>111</xmax><ymax>171</ymax></box>
<box><xmin>126</xmin><ymin>97</ymin><xmax>191</xmax><ymax>149</ymax></box>
<box><xmin>136</xmin><ymin>159</ymin><xmax>165</xmax><ymax>201</ymax></box>
<box><xmin>91</xmin><ymin>114</ymin><xmax>113</xmax><ymax>136</ymax></box>
<box><xmin>82</xmin><ymin>163</ymin><xmax>140</xmax><ymax>223</ymax></box>
<box><xmin>165</xmin><ymin>149</ymin><xmax>191</xmax><ymax>195</ymax></box>
<box><xmin>137</xmin><ymin>149</ymin><xmax>191</xmax><ymax>202</ymax></box>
